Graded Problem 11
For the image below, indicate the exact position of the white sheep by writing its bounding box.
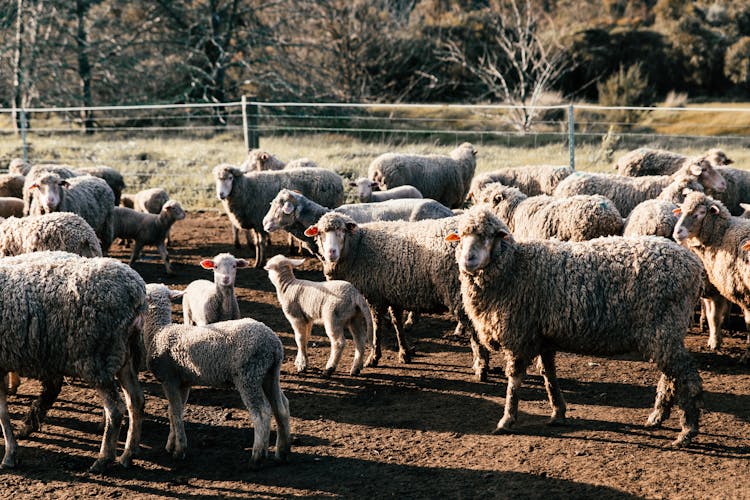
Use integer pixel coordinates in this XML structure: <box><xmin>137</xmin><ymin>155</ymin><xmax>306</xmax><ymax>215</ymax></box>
<box><xmin>265</xmin><ymin>255</ymin><xmax>373</xmax><ymax>376</ymax></box>
<box><xmin>349</xmin><ymin>177</ymin><xmax>423</xmax><ymax>203</ymax></box>
<box><xmin>615</xmin><ymin>147</ymin><xmax>732</xmax><ymax>177</ymax></box>
<box><xmin>182</xmin><ymin>253</ymin><xmax>249</xmax><ymax>326</ymax></box>
<box><xmin>143</xmin><ymin>283</ymin><xmax>291</xmax><ymax>468</ymax></box>
<box><xmin>240</xmin><ymin>149</ymin><xmax>318</xmax><ymax>171</ymax></box>
<box><xmin>468</xmin><ymin>165</ymin><xmax>573</xmax><ymax>198</ymax></box>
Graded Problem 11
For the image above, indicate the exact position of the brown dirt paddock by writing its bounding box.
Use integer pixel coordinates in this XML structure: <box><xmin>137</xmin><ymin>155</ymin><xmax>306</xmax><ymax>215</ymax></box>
<box><xmin>1</xmin><ymin>210</ymin><xmax>749</xmax><ymax>499</ymax></box>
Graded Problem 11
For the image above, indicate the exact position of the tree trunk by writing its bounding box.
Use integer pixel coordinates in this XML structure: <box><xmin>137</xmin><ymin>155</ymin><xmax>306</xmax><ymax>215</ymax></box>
<box><xmin>76</xmin><ymin>0</ymin><xmax>94</xmax><ymax>134</ymax></box>
<box><xmin>12</xmin><ymin>0</ymin><xmax>25</xmax><ymax>133</ymax></box>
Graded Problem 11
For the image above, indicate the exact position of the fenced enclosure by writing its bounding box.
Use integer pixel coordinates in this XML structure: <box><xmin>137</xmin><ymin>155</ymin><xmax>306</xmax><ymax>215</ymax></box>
<box><xmin>2</xmin><ymin>100</ymin><xmax>750</xmax><ymax>209</ymax></box>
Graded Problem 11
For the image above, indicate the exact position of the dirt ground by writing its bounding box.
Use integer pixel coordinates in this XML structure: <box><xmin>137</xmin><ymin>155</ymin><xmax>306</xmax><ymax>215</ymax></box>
<box><xmin>1</xmin><ymin>210</ymin><xmax>749</xmax><ymax>499</ymax></box>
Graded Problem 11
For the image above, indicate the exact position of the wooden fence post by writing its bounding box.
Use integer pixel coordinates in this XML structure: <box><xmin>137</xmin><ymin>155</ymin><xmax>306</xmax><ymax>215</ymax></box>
<box><xmin>242</xmin><ymin>96</ymin><xmax>259</xmax><ymax>150</ymax></box>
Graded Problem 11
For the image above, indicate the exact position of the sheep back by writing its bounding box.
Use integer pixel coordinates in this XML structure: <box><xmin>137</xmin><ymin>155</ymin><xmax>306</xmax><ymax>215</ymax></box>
<box><xmin>0</xmin><ymin>174</ymin><xmax>25</xmax><ymax>198</ymax></box>
<box><xmin>0</xmin><ymin>212</ymin><xmax>103</xmax><ymax>257</ymax></box>
<box><xmin>470</xmin><ymin>165</ymin><xmax>572</xmax><ymax>197</ymax></box>
<box><xmin>623</xmin><ymin>199</ymin><xmax>678</xmax><ymax>237</ymax></box>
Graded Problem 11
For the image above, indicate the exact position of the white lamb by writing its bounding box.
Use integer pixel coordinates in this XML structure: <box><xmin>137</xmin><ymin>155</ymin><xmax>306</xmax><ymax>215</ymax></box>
<box><xmin>182</xmin><ymin>253</ymin><xmax>249</xmax><ymax>326</ymax></box>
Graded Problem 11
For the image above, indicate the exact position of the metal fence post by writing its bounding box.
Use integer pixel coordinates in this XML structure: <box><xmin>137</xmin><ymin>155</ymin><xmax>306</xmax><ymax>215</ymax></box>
<box><xmin>568</xmin><ymin>104</ymin><xmax>575</xmax><ymax>171</ymax></box>
<box><xmin>21</xmin><ymin>108</ymin><xmax>29</xmax><ymax>164</ymax></box>
<box><xmin>242</xmin><ymin>96</ymin><xmax>259</xmax><ymax>150</ymax></box>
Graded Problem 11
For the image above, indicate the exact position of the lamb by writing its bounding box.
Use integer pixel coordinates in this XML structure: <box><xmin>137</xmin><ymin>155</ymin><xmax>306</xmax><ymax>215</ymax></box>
<box><xmin>367</xmin><ymin>143</ymin><xmax>476</xmax><ymax>209</ymax></box>
<box><xmin>112</xmin><ymin>200</ymin><xmax>186</xmax><ymax>274</ymax></box>
<box><xmin>213</xmin><ymin>164</ymin><xmax>344</xmax><ymax>268</ymax></box>
<box><xmin>472</xmin><ymin>183</ymin><xmax>623</xmax><ymax>241</ymax></box>
<box><xmin>0</xmin><ymin>198</ymin><xmax>24</xmax><ymax>218</ymax></box>
<box><xmin>0</xmin><ymin>212</ymin><xmax>102</xmax><ymax>258</ymax></box>
<box><xmin>7</xmin><ymin>158</ymin><xmax>30</xmax><ymax>176</ymax></box>
<box><xmin>240</xmin><ymin>149</ymin><xmax>318</xmax><ymax>171</ymax></box>
<box><xmin>448</xmin><ymin>205</ymin><xmax>704</xmax><ymax>447</ymax></box>
<box><xmin>553</xmin><ymin>156</ymin><xmax>727</xmax><ymax>216</ymax></box>
<box><xmin>262</xmin><ymin>189</ymin><xmax>454</xmax><ymax>257</ymax></box>
<box><xmin>77</xmin><ymin>166</ymin><xmax>126</xmax><ymax>206</ymax></box>
<box><xmin>265</xmin><ymin>254</ymin><xmax>373</xmax><ymax>376</ymax></box>
<box><xmin>673</xmin><ymin>192</ymin><xmax>750</xmax><ymax>350</ymax></box>
<box><xmin>349</xmin><ymin>177</ymin><xmax>423</xmax><ymax>203</ymax></box>
<box><xmin>182</xmin><ymin>253</ymin><xmax>248</xmax><ymax>326</ymax></box>
<box><xmin>303</xmin><ymin>212</ymin><xmax>492</xmax><ymax>380</ymax></box>
<box><xmin>0</xmin><ymin>251</ymin><xmax>146</xmax><ymax>471</ymax></box>
<box><xmin>0</xmin><ymin>174</ymin><xmax>24</xmax><ymax>199</ymax></box>
<box><xmin>27</xmin><ymin>172</ymin><xmax>116</xmax><ymax>252</ymax></box>
<box><xmin>615</xmin><ymin>147</ymin><xmax>732</xmax><ymax>177</ymax></box>
<box><xmin>143</xmin><ymin>283</ymin><xmax>291</xmax><ymax>468</ymax></box>
<box><xmin>468</xmin><ymin>165</ymin><xmax>573</xmax><ymax>198</ymax></box>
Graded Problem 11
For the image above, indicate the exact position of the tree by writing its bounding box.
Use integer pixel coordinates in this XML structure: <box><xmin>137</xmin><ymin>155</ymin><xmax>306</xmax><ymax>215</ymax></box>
<box><xmin>725</xmin><ymin>36</ymin><xmax>750</xmax><ymax>88</ymax></box>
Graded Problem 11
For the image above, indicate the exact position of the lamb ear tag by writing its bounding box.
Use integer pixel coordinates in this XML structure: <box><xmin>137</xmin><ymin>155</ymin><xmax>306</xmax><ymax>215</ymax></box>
<box><xmin>200</xmin><ymin>259</ymin><xmax>215</xmax><ymax>269</ymax></box>
<box><xmin>742</xmin><ymin>241</ymin><xmax>750</xmax><ymax>252</ymax></box>
<box><xmin>445</xmin><ymin>232</ymin><xmax>460</xmax><ymax>242</ymax></box>
<box><xmin>672</xmin><ymin>207</ymin><xmax>682</xmax><ymax>215</ymax></box>
<box><xmin>304</xmin><ymin>226</ymin><xmax>318</xmax><ymax>237</ymax></box>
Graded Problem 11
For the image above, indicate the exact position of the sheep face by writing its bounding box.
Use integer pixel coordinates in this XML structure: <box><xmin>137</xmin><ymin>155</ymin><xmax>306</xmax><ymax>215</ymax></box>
<box><xmin>449</xmin><ymin>205</ymin><xmax>514</xmax><ymax>274</ymax></box>
<box><xmin>212</xmin><ymin>165</ymin><xmax>242</xmax><ymax>200</ymax></box>
<box><xmin>453</xmin><ymin>233</ymin><xmax>495</xmax><ymax>274</ymax></box>
<box><xmin>672</xmin><ymin>192</ymin><xmax>723</xmax><ymax>244</ymax></box>
<box><xmin>263</xmin><ymin>190</ymin><xmax>298</xmax><ymax>232</ymax></box>
<box><xmin>305</xmin><ymin>220</ymin><xmax>356</xmax><ymax>263</ymax></box>
<box><xmin>31</xmin><ymin>174</ymin><xmax>68</xmax><ymax>213</ymax></box>
<box><xmin>201</xmin><ymin>253</ymin><xmax>248</xmax><ymax>288</ymax></box>
<box><xmin>162</xmin><ymin>200</ymin><xmax>186</xmax><ymax>221</ymax></box>
<box><xmin>706</xmin><ymin>148</ymin><xmax>732</xmax><ymax>166</ymax></box>
<box><xmin>349</xmin><ymin>177</ymin><xmax>379</xmax><ymax>202</ymax></box>
<box><xmin>691</xmin><ymin>159</ymin><xmax>727</xmax><ymax>193</ymax></box>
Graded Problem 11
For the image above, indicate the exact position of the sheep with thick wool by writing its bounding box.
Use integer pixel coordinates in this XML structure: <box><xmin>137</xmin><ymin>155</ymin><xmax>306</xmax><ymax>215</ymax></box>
<box><xmin>472</xmin><ymin>183</ymin><xmax>623</xmax><ymax>241</ymax></box>
<box><xmin>213</xmin><ymin>164</ymin><xmax>344</xmax><ymax>268</ymax></box>
<box><xmin>615</xmin><ymin>147</ymin><xmax>732</xmax><ymax>177</ymax></box>
<box><xmin>0</xmin><ymin>212</ymin><xmax>102</xmax><ymax>258</ymax></box>
<box><xmin>449</xmin><ymin>205</ymin><xmax>704</xmax><ymax>447</ymax></box>
<box><xmin>0</xmin><ymin>251</ymin><xmax>146</xmax><ymax>471</ymax></box>
<box><xmin>367</xmin><ymin>143</ymin><xmax>476</xmax><ymax>209</ymax></box>
<box><xmin>469</xmin><ymin>165</ymin><xmax>572</xmax><ymax>198</ymax></box>
<box><xmin>708</xmin><ymin>166</ymin><xmax>750</xmax><ymax>216</ymax></box>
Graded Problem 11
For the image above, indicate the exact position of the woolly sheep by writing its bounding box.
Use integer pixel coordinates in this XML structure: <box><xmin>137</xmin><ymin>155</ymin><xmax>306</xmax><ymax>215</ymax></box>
<box><xmin>27</xmin><ymin>173</ymin><xmax>116</xmax><ymax>252</ymax></box>
<box><xmin>133</xmin><ymin>187</ymin><xmax>170</xmax><ymax>214</ymax></box>
<box><xmin>0</xmin><ymin>198</ymin><xmax>24</xmax><ymax>218</ymax></box>
<box><xmin>265</xmin><ymin>255</ymin><xmax>373</xmax><ymax>376</ymax></box>
<box><xmin>23</xmin><ymin>164</ymin><xmax>79</xmax><ymax>215</ymax></box>
<box><xmin>349</xmin><ymin>177</ymin><xmax>423</xmax><ymax>203</ymax></box>
<box><xmin>0</xmin><ymin>212</ymin><xmax>102</xmax><ymax>258</ymax></box>
<box><xmin>0</xmin><ymin>251</ymin><xmax>146</xmax><ymax>471</ymax></box>
<box><xmin>0</xmin><ymin>174</ymin><xmax>24</xmax><ymax>199</ymax></box>
<box><xmin>708</xmin><ymin>166</ymin><xmax>750</xmax><ymax>216</ymax></box>
<box><xmin>367</xmin><ymin>143</ymin><xmax>476</xmax><ymax>209</ymax></box>
<box><xmin>468</xmin><ymin>165</ymin><xmax>573</xmax><ymax>198</ymax></box>
<box><xmin>112</xmin><ymin>200</ymin><xmax>186</xmax><ymax>274</ymax></box>
<box><xmin>553</xmin><ymin>157</ymin><xmax>727</xmax><ymax>216</ymax></box>
<box><xmin>303</xmin><ymin>212</ymin><xmax>491</xmax><ymax>380</ymax></box>
<box><xmin>182</xmin><ymin>253</ymin><xmax>249</xmax><ymax>326</ymax></box>
<box><xmin>472</xmin><ymin>183</ymin><xmax>623</xmax><ymax>241</ymax></box>
<box><xmin>262</xmin><ymin>189</ymin><xmax>454</xmax><ymax>257</ymax></box>
<box><xmin>240</xmin><ymin>149</ymin><xmax>318</xmax><ymax>171</ymax></box>
<box><xmin>7</xmin><ymin>158</ymin><xmax>30</xmax><ymax>176</ymax></box>
<box><xmin>615</xmin><ymin>147</ymin><xmax>732</xmax><ymax>177</ymax></box>
<box><xmin>673</xmin><ymin>192</ymin><xmax>750</xmax><ymax>350</ymax></box>
<box><xmin>77</xmin><ymin>166</ymin><xmax>126</xmax><ymax>206</ymax></box>
<box><xmin>213</xmin><ymin>164</ymin><xmax>344</xmax><ymax>268</ymax></box>
<box><xmin>448</xmin><ymin>205</ymin><xmax>704</xmax><ymax>447</ymax></box>
<box><xmin>143</xmin><ymin>283</ymin><xmax>291</xmax><ymax>468</ymax></box>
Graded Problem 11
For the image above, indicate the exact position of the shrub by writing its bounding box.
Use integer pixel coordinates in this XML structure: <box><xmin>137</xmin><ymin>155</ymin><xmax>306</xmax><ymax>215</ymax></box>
<box><xmin>597</xmin><ymin>63</ymin><xmax>652</xmax><ymax>125</ymax></box>
<box><xmin>725</xmin><ymin>36</ymin><xmax>750</xmax><ymax>88</ymax></box>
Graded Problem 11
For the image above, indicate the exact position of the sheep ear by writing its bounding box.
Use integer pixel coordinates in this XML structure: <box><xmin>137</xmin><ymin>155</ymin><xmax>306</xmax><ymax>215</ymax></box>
<box><xmin>168</xmin><ymin>289</ymin><xmax>185</xmax><ymax>301</ymax></box>
<box><xmin>348</xmin><ymin>181</ymin><xmax>357</xmax><ymax>187</ymax></box>
<box><xmin>282</xmin><ymin>201</ymin><xmax>295</xmax><ymax>215</ymax></box>
<box><xmin>742</xmin><ymin>240</ymin><xmax>750</xmax><ymax>252</ymax></box>
<box><xmin>672</xmin><ymin>207</ymin><xmax>682</xmax><ymax>215</ymax></box>
<box><xmin>260</xmin><ymin>153</ymin><xmax>269</xmax><ymax>162</ymax></box>
<box><xmin>689</xmin><ymin>162</ymin><xmax>704</xmax><ymax>176</ymax></box>
<box><xmin>288</xmin><ymin>258</ymin><xmax>305</xmax><ymax>267</ymax></box>
<box><xmin>499</xmin><ymin>229</ymin><xmax>513</xmax><ymax>242</ymax></box>
<box><xmin>59</xmin><ymin>180</ymin><xmax>70</xmax><ymax>188</ymax></box>
<box><xmin>29</xmin><ymin>183</ymin><xmax>39</xmax><ymax>190</ymax></box>
<box><xmin>740</xmin><ymin>203</ymin><xmax>750</xmax><ymax>211</ymax></box>
<box><xmin>345</xmin><ymin>222</ymin><xmax>357</xmax><ymax>233</ymax></box>
<box><xmin>200</xmin><ymin>259</ymin><xmax>215</xmax><ymax>269</ymax></box>
<box><xmin>709</xmin><ymin>204</ymin><xmax>720</xmax><ymax>215</ymax></box>
<box><xmin>445</xmin><ymin>232</ymin><xmax>460</xmax><ymax>242</ymax></box>
<box><xmin>236</xmin><ymin>259</ymin><xmax>249</xmax><ymax>268</ymax></box>
<box><xmin>371</xmin><ymin>182</ymin><xmax>379</xmax><ymax>189</ymax></box>
<box><xmin>304</xmin><ymin>226</ymin><xmax>318</xmax><ymax>237</ymax></box>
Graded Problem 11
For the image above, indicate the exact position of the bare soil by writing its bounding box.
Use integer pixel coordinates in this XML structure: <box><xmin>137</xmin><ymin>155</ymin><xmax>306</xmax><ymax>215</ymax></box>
<box><xmin>1</xmin><ymin>210</ymin><xmax>749</xmax><ymax>499</ymax></box>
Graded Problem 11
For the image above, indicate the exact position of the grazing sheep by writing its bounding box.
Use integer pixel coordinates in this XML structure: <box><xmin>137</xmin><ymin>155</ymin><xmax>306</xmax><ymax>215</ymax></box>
<box><xmin>262</xmin><ymin>189</ymin><xmax>454</xmax><ymax>257</ymax></box>
<box><xmin>708</xmin><ymin>166</ymin><xmax>750</xmax><ymax>216</ymax></box>
<box><xmin>367</xmin><ymin>143</ymin><xmax>476</xmax><ymax>209</ymax></box>
<box><xmin>0</xmin><ymin>198</ymin><xmax>24</xmax><ymax>218</ymax></box>
<box><xmin>112</xmin><ymin>200</ymin><xmax>186</xmax><ymax>274</ymax></box>
<box><xmin>0</xmin><ymin>251</ymin><xmax>146</xmax><ymax>471</ymax></box>
<box><xmin>213</xmin><ymin>164</ymin><xmax>344</xmax><ymax>268</ymax></box>
<box><xmin>472</xmin><ymin>183</ymin><xmax>623</xmax><ymax>241</ymax></box>
<box><xmin>553</xmin><ymin>156</ymin><xmax>727</xmax><ymax>216</ymax></box>
<box><xmin>8</xmin><ymin>158</ymin><xmax>30</xmax><ymax>176</ymax></box>
<box><xmin>615</xmin><ymin>147</ymin><xmax>732</xmax><ymax>177</ymax></box>
<box><xmin>265</xmin><ymin>255</ymin><xmax>373</xmax><ymax>376</ymax></box>
<box><xmin>77</xmin><ymin>166</ymin><xmax>126</xmax><ymax>206</ymax></box>
<box><xmin>241</xmin><ymin>149</ymin><xmax>318</xmax><ymax>171</ymax></box>
<box><xmin>349</xmin><ymin>177</ymin><xmax>423</xmax><ymax>203</ymax></box>
<box><xmin>143</xmin><ymin>283</ymin><xmax>291</xmax><ymax>468</ymax></box>
<box><xmin>449</xmin><ymin>205</ymin><xmax>704</xmax><ymax>447</ymax></box>
<box><xmin>673</xmin><ymin>192</ymin><xmax>750</xmax><ymax>350</ymax></box>
<box><xmin>0</xmin><ymin>212</ymin><xmax>102</xmax><ymax>258</ymax></box>
<box><xmin>27</xmin><ymin>173</ymin><xmax>116</xmax><ymax>252</ymax></box>
<box><xmin>182</xmin><ymin>253</ymin><xmax>248</xmax><ymax>326</ymax></box>
<box><xmin>468</xmin><ymin>165</ymin><xmax>573</xmax><ymax>198</ymax></box>
<box><xmin>303</xmin><ymin>212</ymin><xmax>491</xmax><ymax>380</ymax></box>
<box><xmin>0</xmin><ymin>174</ymin><xmax>24</xmax><ymax>199</ymax></box>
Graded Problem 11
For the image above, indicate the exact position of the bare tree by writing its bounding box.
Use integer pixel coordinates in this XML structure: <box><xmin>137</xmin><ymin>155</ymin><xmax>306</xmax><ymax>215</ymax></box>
<box><xmin>441</xmin><ymin>0</ymin><xmax>571</xmax><ymax>132</ymax></box>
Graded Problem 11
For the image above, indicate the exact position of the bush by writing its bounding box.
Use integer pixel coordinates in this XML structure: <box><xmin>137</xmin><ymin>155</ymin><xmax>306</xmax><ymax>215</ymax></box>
<box><xmin>597</xmin><ymin>63</ymin><xmax>652</xmax><ymax>125</ymax></box>
<box><xmin>725</xmin><ymin>36</ymin><xmax>750</xmax><ymax>87</ymax></box>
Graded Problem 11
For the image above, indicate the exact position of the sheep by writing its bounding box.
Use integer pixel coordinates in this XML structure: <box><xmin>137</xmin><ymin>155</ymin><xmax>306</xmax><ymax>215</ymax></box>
<box><xmin>349</xmin><ymin>177</ymin><xmax>423</xmax><ymax>203</ymax></box>
<box><xmin>0</xmin><ymin>212</ymin><xmax>102</xmax><ymax>258</ymax></box>
<box><xmin>143</xmin><ymin>283</ymin><xmax>291</xmax><ymax>468</ymax></box>
<box><xmin>22</xmin><ymin>164</ymin><xmax>79</xmax><ymax>215</ymax></box>
<box><xmin>0</xmin><ymin>174</ymin><xmax>24</xmax><ymax>199</ymax></box>
<box><xmin>0</xmin><ymin>198</ymin><xmax>24</xmax><ymax>219</ymax></box>
<box><xmin>240</xmin><ymin>149</ymin><xmax>318</xmax><ymax>171</ymax></box>
<box><xmin>468</xmin><ymin>165</ymin><xmax>573</xmax><ymax>198</ymax></box>
<box><xmin>708</xmin><ymin>166</ymin><xmax>750</xmax><ymax>216</ymax></box>
<box><xmin>448</xmin><ymin>205</ymin><xmax>704</xmax><ymax>447</ymax></box>
<box><xmin>673</xmin><ymin>192</ymin><xmax>750</xmax><ymax>350</ymax></box>
<box><xmin>0</xmin><ymin>251</ymin><xmax>146</xmax><ymax>471</ymax></box>
<box><xmin>472</xmin><ymin>183</ymin><xmax>623</xmax><ymax>241</ymax></box>
<box><xmin>7</xmin><ymin>158</ymin><xmax>30</xmax><ymax>176</ymax></box>
<box><xmin>213</xmin><ymin>164</ymin><xmax>344</xmax><ymax>268</ymax></box>
<box><xmin>553</xmin><ymin>156</ymin><xmax>727</xmax><ymax>216</ymax></box>
<box><xmin>27</xmin><ymin>173</ymin><xmax>116</xmax><ymax>252</ymax></box>
<box><xmin>262</xmin><ymin>189</ymin><xmax>454</xmax><ymax>257</ymax></box>
<box><xmin>615</xmin><ymin>147</ymin><xmax>732</xmax><ymax>177</ymax></box>
<box><xmin>77</xmin><ymin>166</ymin><xmax>126</xmax><ymax>206</ymax></box>
<box><xmin>112</xmin><ymin>200</ymin><xmax>186</xmax><ymax>274</ymax></box>
<box><xmin>265</xmin><ymin>254</ymin><xmax>373</xmax><ymax>376</ymax></box>
<box><xmin>303</xmin><ymin>212</ymin><xmax>492</xmax><ymax>380</ymax></box>
<box><xmin>367</xmin><ymin>143</ymin><xmax>476</xmax><ymax>209</ymax></box>
<box><xmin>132</xmin><ymin>187</ymin><xmax>170</xmax><ymax>214</ymax></box>
<box><xmin>182</xmin><ymin>253</ymin><xmax>248</xmax><ymax>326</ymax></box>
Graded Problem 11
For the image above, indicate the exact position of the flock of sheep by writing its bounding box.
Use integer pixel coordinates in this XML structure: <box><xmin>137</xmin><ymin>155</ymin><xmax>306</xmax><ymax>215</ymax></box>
<box><xmin>0</xmin><ymin>141</ymin><xmax>747</xmax><ymax>473</ymax></box>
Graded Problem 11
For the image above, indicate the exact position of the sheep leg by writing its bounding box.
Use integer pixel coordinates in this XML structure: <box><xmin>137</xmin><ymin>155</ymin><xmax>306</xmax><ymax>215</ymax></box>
<box><xmin>538</xmin><ymin>350</ymin><xmax>567</xmax><ymax>424</ymax></box>
<box><xmin>291</xmin><ymin>319</ymin><xmax>311</xmax><ymax>373</ymax></box>
<box><xmin>90</xmin><ymin>382</ymin><xmax>124</xmax><ymax>473</ymax></box>
<box><xmin>494</xmin><ymin>356</ymin><xmax>530</xmax><ymax>433</ymax></box>
<box><xmin>742</xmin><ymin>308</ymin><xmax>750</xmax><ymax>344</ymax></box>
<box><xmin>348</xmin><ymin>318</ymin><xmax>368</xmax><ymax>376</ymax></box>
<box><xmin>116</xmin><ymin>359</ymin><xmax>144</xmax><ymax>468</ymax></box>
<box><xmin>323</xmin><ymin>319</ymin><xmax>346</xmax><ymax>377</ymax></box>
<box><xmin>365</xmin><ymin>307</ymin><xmax>388</xmax><ymax>368</ymax></box>
<box><xmin>129</xmin><ymin>241</ymin><xmax>145</xmax><ymax>267</ymax></box>
<box><xmin>252</xmin><ymin>230</ymin><xmax>268</xmax><ymax>269</ymax></box>
<box><xmin>403</xmin><ymin>311</ymin><xmax>419</xmax><ymax>330</ymax></box>
<box><xmin>156</xmin><ymin>242</ymin><xmax>174</xmax><ymax>275</ymax></box>
<box><xmin>18</xmin><ymin>376</ymin><xmax>63</xmax><ymax>438</ymax></box>
<box><xmin>162</xmin><ymin>383</ymin><xmax>188</xmax><ymax>459</ymax></box>
<box><xmin>5</xmin><ymin>372</ymin><xmax>20</xmax><ymax>396</ymax></box>
<box><xmin>646</xmin><ymin>374</ymin><xmax>675</xmax><ymax>429</ymax></box>
<box><xmin>262</xmin><ymin>371</ymin><xmax>291</xmax><ymax>463</ymax></box>
<box><xmin>705</xmin><ymin>296</ymin><xmax>729</xmax><ymax>351</ymax></box>
<box><xmin>0</xmin><ymin>374</ymin><xmax>18</xmax><ymax>468</ymax></box>
<box><xmin>236</xmin><ymin>380</ymin><xmax>272</xmax><ymax>470</ymax></box>
<box><xmin>389</xmin><ymin>306</ymin><xmax>413</xmax><ymax>363</ymax></box>
<box><xmin>464</xmin><ymin>320</ymin><xmax>490</xmax><ymax>382</ymax></box>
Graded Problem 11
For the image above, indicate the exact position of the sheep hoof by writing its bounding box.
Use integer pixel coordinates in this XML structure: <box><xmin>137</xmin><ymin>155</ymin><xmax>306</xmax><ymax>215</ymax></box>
<box><xmin>273</xmin><ymin>451</ymin><xmax>291</xmax><ymax>464</ymax></box>
<box><xmin>670</xmin><ymin>430</ymin><xmax>696</xmax><ymax>448</ymax></box>
<box><xmin>0</xmin><ymin>454</ymin><xmax>17</xmax><ymax>469</ymax></box>
<box><xmin>364</xmin><ymin>356</ymin><xmax>379</xmax><ymax>368</ymax></box>
<box><xmin>172</xmin><ymin>450</ymin><xmax>186</xmax><ymax>461</ymax></box>
<box><xmin>117</xmin><ymin>455</ymin><xmax>132</xmax><ymax>468</ymax></box>
<box><xmin>89</xmin><ymin>457</ymin><xmax>113</xmax><ymax>473</ymax></box>
<box><xmin>323</xmin><ymin>367</ymin><xmax>335</xmax><ymax>378</ymax></box>
<box><xmin>645</xmin><ymin>412</ymin><xmax>664</xmax><ymax>429</ymax></box>
<box><xmin>349</xmin><ymin>367</ymin><xmax>362</xmax><ymax>376</ymax></box>
<box><xmin>546</xmin><ymin>416</ymin><xmax>566</xmax><ymax>426</ymax></box>
<box><xmin>398</xmin><ymin>351</ymin><xmax>412</xmax><ymax>364</ymax></box>
<box><xmin>474</xmin><ymin>368</ymin><xmax>488</xmax><ymax>382</ymax></box>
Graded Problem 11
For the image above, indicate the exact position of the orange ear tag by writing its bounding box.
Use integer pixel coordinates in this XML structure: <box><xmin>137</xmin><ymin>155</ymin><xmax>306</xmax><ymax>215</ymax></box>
<box><xmin>445</xmin><ymin>232</ymin><xmax>460</xmax><ymax>242</ymax></box>
<box><xmin>304</xmin><ymin>226</ymin><xmax>319</xmax><ymax>237</ymax></box>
